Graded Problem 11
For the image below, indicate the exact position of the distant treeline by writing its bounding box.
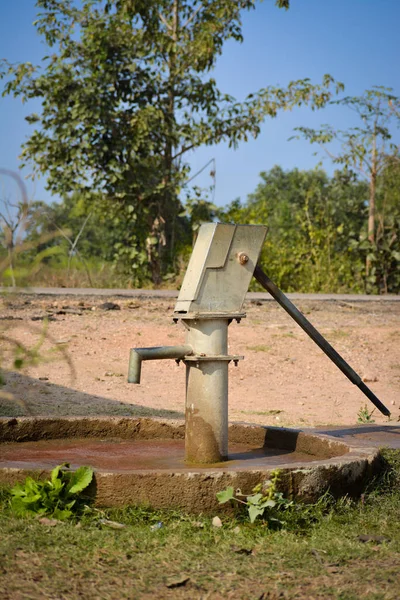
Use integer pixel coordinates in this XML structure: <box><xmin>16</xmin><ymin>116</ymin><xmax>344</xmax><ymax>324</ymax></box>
<box><xmin>4</xmin><ymin>164</ymin><xmax>398</xmax><ymax>294</ymax></box>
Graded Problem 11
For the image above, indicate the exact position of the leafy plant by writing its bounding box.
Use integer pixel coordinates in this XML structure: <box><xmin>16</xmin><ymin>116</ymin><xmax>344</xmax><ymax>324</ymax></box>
<box><xmin>220</xmin><ymin>166</ymin><xmax>370</xmax><ymax>294</ymax></box>
<box><xmin>294</xmin><ymin>87</ymin><xmax>400</xmax><ymax>290</ymax></box>
<box><xmin>10</xmin><ymin>463</ymin><xmax>93</xmax><ymax>520</ymax></box>
<box><xmin>357</xmin><ymin>404</ymin><xmax>376</xmax><ymax>424</ymax></box>
<box><xmin>217</xmin><ymin>469</ymin><xmax>292</xmax><ymax>524</ymax></box>
<box><xmin>0</xmin><ymin>0</ymin><xmax>342</xmax><ymax>284</ymax></box>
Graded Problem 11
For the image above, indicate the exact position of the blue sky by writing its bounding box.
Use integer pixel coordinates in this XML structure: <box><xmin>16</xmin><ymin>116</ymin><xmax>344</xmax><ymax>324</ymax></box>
<box><xmin>1</xmin><ymin>0</ymin><xmax>400</xmax><ymax>207</ymax></box>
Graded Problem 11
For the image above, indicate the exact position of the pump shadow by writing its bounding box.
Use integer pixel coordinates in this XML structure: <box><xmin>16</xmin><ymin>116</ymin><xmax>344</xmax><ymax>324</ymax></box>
<box><xmin>311</xmin><ymin>425</ymin><xmax>400</xmax><ymax>449</ymax></box>
<box><xmin>0</xmin><ymin>371</ymin><xmax>184</xmax><ymax>420</ymax></box>
<box><xmin>227</xmin><ymin>425</ymin><xmax>349</xmax><ymax>462</ymax></box>
<box><xmin>227</xmin><ymin>427</ymin><xmax>300</xmax><ymax>462</ymax></box>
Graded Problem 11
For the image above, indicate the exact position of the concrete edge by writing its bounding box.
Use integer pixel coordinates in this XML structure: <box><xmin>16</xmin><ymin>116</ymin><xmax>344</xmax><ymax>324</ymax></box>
<box><xmin>0</xmin><ymin>416</ymin><xmax>382</xmax><ymax>512</ymax></box>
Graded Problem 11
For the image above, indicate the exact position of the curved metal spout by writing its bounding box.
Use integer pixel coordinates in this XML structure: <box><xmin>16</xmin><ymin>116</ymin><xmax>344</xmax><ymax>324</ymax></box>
<box><xmin>128</xmin><ymin>345</ymin><xmax>193</xmax><ymax>384</ymax></box>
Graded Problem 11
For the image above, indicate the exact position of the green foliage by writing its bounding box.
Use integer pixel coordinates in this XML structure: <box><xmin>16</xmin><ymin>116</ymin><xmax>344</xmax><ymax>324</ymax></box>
<box><xmin>357</xmin><ymin>404</ymin><xmax>376</xmax><ymax>424</ymax></box>
<box><xmin>10</xmin><ymin>463</ymin><xmax>93</xmax><ymax>520</ymax></box>
<box><xmin>220</xmin><ymin>165</ymin><xmax>372</xmax><ymax>293</ymax></box>
<box><xmin>181</xmin><ymin>185</ymin><xmax>218</xmax><ymax>244</ymax></box>
<box><xmin>294</xmin><ymin>87</ymin><xmax>400</xmax><ymax>176</ymax></box>
<box><xmin>1</xmin><ymin>0</ymin><xmax>342</xmax><ymax>283</ymax></box>
<box><xmin>217</xmin><ymin>469</ymin><xmax>292</xmax><ymax>524</ymax></box>
<box><xmin>294</xmin><ymin>87</ymin><xmax>400</xmax><ymax>292</ymax></box>
<box><xmin>1</xmin><ymin>451</ymin><xmax>400</xmax><ymax>597</ymax></box>
<box><xmin>372</xmin><ymin>159</ymin><xmax>400</xmax><ymax>293</ymax></box>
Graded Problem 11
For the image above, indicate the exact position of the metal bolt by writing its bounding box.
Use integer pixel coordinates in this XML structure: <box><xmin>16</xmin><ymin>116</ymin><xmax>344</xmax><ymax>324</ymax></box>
<box><xmin>237</xmin><ymin>252</ymin><xmax>249</xmax><ymax>265</ymax></box>
<box><xmin>233</xmin><ymin>360</ymin><xmax>239</xmax><ymax>367</ymax></box>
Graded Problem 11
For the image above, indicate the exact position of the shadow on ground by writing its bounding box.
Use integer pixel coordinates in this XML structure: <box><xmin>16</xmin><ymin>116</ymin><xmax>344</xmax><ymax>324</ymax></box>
<box><xmin>313</xmin><ymin>425</ymin><xmax>400</xmax><ymax>449</ymax></box>
<box><xmin>0</xmin><ymin>371</ymin><xmax>184</xmax><ymax>420</ymax></box>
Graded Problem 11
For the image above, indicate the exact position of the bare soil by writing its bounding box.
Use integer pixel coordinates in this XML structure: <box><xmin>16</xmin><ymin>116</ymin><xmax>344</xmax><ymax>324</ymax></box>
<box><xmin>1</xmin><ymin>294</ymin><xmax>399</xmax><ymax>427</ymax></box>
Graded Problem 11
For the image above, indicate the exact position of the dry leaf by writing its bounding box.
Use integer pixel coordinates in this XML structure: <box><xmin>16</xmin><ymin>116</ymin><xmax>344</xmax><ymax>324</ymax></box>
<box><xmin>166</xmin><ymin>576</ymin><xmax>190</xmax><ymax>589</ymax></box>
<box><xmin>99</xmin><ymin>519</ymin><xmax>126</xmax><ymax>530</ymax></box>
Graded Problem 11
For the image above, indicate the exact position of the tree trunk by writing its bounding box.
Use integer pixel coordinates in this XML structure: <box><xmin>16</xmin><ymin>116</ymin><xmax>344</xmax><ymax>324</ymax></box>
<box><xmin>150</xmin><ymin>0</ymin><xmax>179</xmax><ymax>285</ymax></box>
<box><xmin>366</xmin><ymin>130</ymin><xmax>377</xmax><ymax>279</ymax></box>
<box><xmin>7</xmin><ymin>246</ymin><xmax>16</xmax><ymax>287</ymax></box>
<box><xmin>368</xmin><ymin>170</ymin><xmax>376</xmax><ymax>246</ymax></box>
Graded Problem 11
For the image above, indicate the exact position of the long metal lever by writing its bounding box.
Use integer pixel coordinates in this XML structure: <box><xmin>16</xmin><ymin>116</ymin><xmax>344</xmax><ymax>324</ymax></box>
<box><xmin>253</xmin><ymin>265</ymin><xmax>391</xmax><ymax>417</ymax></box>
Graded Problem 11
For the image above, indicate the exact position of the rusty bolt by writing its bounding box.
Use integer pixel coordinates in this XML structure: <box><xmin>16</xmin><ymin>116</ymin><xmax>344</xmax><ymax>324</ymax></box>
<box><xmin>237</xmin><ymin>252</ymin><xmax>249</xmax><ymax>265</ymax></box>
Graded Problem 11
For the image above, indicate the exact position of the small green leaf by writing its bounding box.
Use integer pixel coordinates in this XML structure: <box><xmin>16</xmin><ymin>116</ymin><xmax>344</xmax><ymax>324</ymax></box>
<box><xmin>216</xmin><ymin>486</ymin><xmax>235</xmax><ymax>504</ymax></box>
<box><xmin>260</xmin><ymin>499</ymin><xmax>276</xmax><ymax>509</ymax></box>
<box><xmin>248</xmin><ymin>505</ymin><xmax>264</xmax><ymax>523</ymax></box>
<box><xmin>246</xmin><ymin>493</ymin><xmax>263</xmax><ymax>505</ymax></box>
<box><xmin>51</xmin><ymin>462</ymin><xmax>69</xmax><ymax>485</ymax></box>
<box><xmin>67</xmin><ymin>466</ymin><xmax>93</xmax><ymax>494</ymax></box>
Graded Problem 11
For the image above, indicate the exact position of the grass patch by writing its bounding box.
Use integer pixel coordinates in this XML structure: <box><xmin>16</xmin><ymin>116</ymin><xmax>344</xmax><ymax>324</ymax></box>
<box><xmin>246</xmin><ymin>344</ymin><xmax>271</xmax><ymax>353</ymax></box>
<box><xmin>0</xmin><ymin>450</ymin><xmax>400</xmax><ymax>599</ymax></box>
<box><xmin>240</xmin><ymin>409</ymin><xmax>283</xmax><ymax>416</ymax></box>
<box><xmin>323</xmin><ymin>329</ymin><xmax>350</xmax><ymax>340</ymax></box>
<box><xmin>272</xmin><ymin>331</ymin><xmax>298</xmax><ymax>339</ymax></box>
<box><xmin>388</xmin><ymin>330</ymin><xmax>400</xmax><ymax>340</ymax></box>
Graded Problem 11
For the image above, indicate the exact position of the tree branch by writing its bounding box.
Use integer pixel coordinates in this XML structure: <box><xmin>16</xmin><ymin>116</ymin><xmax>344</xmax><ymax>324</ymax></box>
<box><xmin>182</xmin><ymin>3</ymin><xmax>202</xmax><ymax>28</ymax></box>
<box><xmin>158</xmin><ymin>11</ymin><xmax>173</xmax><ymax>31</ymax></box>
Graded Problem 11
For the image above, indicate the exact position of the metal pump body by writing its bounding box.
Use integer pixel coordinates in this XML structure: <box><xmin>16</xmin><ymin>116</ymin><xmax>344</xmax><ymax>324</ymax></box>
<box><xmin>128</xmin><ymin>222</ymin><xmax>390</xmax><ymax>465</ymax></box>
<box><xmin>128</xmin><ymin>223</ymin><xmax>267</xmax><ymax>463</ymax></box>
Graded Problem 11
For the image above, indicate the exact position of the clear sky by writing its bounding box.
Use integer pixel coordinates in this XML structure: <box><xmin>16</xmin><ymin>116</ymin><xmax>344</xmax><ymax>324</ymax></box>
<box><xmin>1</xmin><ymin>0</ymin><xmax>399</xmax><ymax>207</ymax></box>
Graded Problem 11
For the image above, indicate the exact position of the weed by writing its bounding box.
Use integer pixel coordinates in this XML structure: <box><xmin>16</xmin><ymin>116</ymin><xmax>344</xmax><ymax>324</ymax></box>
<box><xmin>10</xmin><ymin>463</ymin><xmax>93</xmax><ymax>520</ymax></box>
<box><xmin>272</xmin><ymin>332</ymin><xmax>297</xmax><ymax>339</ymax></box>
<box><xmin>246</xmin><ymin>344</ymin><xmax>271</xmax><ymax>352</ymax></box>
<box><xmin>1</xmin><ymin>451</ymin><xmax>400</xmax><ymax>599</ymax></box>
<box><xmin>217</xmin><ymin>469</ymin><xmax>292</xmax><ymax>524</ymax></box>
<box><xmin>357</xmin><ymin>403</ymin><xmax>376</xmax><ymax>423</ymax></box>
<box><xmin>240</xmin><ymin>409</ymin><xmax>283</xmax><ymax>416</ymax></box>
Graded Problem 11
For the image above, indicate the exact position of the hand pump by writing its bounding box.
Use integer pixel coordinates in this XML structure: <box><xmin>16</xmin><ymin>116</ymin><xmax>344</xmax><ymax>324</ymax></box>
<box><xmin>128</xmin><ymin>223</ymin><xmax>390</xmax><ymax>468</ymax></box>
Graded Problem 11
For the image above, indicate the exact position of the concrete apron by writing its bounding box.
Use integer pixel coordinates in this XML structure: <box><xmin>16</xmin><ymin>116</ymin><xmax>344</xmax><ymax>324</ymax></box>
<box><xmin>0</xmin><ymin>417</ymin><xmax>383</xmax><ymax>513</ymax></box>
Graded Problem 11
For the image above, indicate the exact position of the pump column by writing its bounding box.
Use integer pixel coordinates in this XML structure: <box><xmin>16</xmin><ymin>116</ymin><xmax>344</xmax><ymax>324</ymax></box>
<box><xmin>182</xmin><ymin>317</ymin><xmax>241</xmax><ymax>464</ymax></box>
<box><xmin>183</xmin><ymin>318</ymin><xmax>228</xmax><ymax>463</ymax></box>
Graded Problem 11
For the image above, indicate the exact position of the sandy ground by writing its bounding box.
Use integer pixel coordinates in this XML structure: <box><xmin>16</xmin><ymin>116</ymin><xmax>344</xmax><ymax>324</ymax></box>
<box><xmin>1</xmin><ymin>294</ymin><xmax>399</xmax><ymax>427</ymax></box>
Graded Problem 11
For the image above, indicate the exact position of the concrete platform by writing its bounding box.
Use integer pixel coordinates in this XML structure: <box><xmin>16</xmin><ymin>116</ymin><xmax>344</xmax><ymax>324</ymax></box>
<box><xmin>0</xmin><ymin>417</ymin><xmax>382</xmax><ymax>512</ymax></box>
<box><xmin>310</xmin><ymin>424</ymin><xmax>400</xmax><ymax>449</ymax></box>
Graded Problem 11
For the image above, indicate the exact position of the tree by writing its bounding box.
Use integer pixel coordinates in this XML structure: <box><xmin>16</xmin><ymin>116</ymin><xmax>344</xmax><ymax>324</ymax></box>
<box><xmin>220</xmin><ymin>165</ymin><xmax>369</xmax><ymax>292</ymax></box>
<box><xmin>1</xmin><ymin>0</ymin><xmax>342</xmax><ymax>284</ymax></box>
<box><xmin>294</xmin><ymin>87</ymin><xmax>400</xmax><ymax>280</ymax></box>
<box><xmin>372</xmin><ymin>158</ymin><xmax>400</xmax><ymax>293</ymax></box>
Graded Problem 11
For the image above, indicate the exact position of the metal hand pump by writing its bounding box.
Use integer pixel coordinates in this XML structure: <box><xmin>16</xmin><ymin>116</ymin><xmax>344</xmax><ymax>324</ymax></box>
<box><xmin>253</xmin><ymin>265</ymin><xmax>391</xmax><ymax>417</ymax></box>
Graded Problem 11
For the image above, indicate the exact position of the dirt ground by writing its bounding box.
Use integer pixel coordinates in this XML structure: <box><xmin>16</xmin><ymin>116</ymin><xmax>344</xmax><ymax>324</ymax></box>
<box><xmin>1</xmin><ymin>293</ymin><xmax>399</xmax><ymax>427</ymax></box>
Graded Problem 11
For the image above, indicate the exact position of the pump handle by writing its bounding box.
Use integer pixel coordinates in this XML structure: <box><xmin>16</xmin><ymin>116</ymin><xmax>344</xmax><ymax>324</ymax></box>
<box><xmin>253</xmin><ymin>265</ymin><xmax>391</xmax><ymax>417</ymax></box>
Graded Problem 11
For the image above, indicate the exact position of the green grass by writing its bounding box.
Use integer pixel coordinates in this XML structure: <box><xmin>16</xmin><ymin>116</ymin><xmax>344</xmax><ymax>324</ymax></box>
<box><xmin>0</xmin><ymin>451</ymin><xmax>400</xmax><ymax>599</ymax></box>
<box><xmin>246</xmin><ymin>344</ymin><xmax>271</xmax><ymax>353</ymax></box>
<box><xmin>272</xmin><ymin>331</ymin><xmax>298</xmax><ymax>339</ymax></box>
<box><xmin>240</xmin><ymin>409</ymin><xmax>283</xmax><ymax>416</ymax></box>
<box><xmin>323</xmin><ymin>329</ymin><xmax>350</xmax><ymax>340</ymax></box>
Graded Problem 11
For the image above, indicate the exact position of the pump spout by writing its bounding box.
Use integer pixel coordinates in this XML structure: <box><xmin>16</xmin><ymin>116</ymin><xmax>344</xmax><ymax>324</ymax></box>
<box><xmin>128</xmin><ymin>345</ymin><xmax>193</xmax><ymax>384</ymax></box>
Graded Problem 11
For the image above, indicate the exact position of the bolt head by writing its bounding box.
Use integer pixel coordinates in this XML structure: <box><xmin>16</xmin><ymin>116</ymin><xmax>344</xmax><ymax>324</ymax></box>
<box><xmin>237</xmin><ymin>252</ymin><xmax>249</xmax><ymax>265</ymax></box>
